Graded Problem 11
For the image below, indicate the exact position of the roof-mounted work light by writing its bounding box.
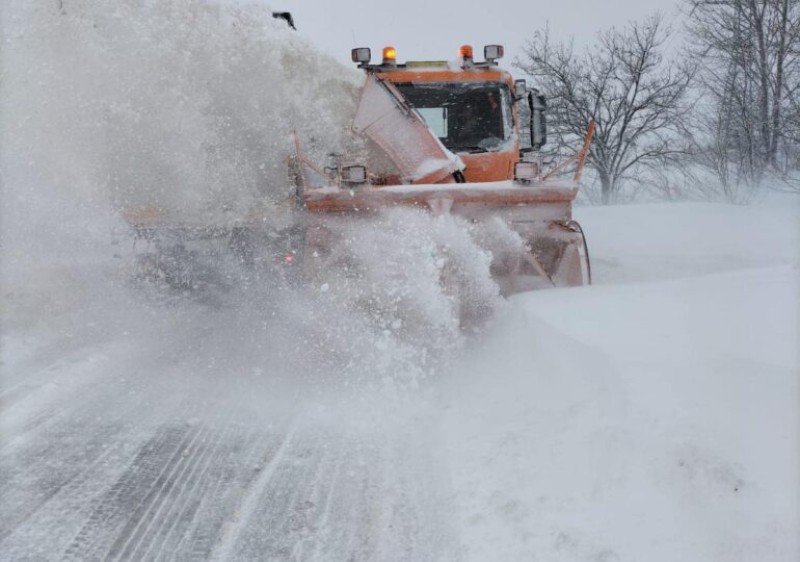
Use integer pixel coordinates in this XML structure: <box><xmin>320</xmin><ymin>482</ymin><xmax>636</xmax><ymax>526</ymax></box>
<box><xmin>351</xmin><ymin>47</ymin><xmax>371</xmax><ymax>65</ymax></box>
<box><xmin>484</xmin><ymin>44</ymin><xmax>504</xmax><ymax>63</ymax></box>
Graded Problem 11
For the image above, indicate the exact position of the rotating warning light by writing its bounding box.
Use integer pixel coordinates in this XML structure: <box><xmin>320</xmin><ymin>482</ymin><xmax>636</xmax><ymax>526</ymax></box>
<box><xmin>382</xmin><ymin>46</ymin><xmax>397</xmax><ymax>63</ymax></box>
<box><xmin>459</xmin><ymin>45</ymin><xmax>474</xmax><ymax>60</ymax></box>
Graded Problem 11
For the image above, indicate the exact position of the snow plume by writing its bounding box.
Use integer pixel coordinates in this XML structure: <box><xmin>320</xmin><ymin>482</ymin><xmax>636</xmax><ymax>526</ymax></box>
<box><xmin>277</xmin><ymin>208</ymin><xmax>504</xmax><ymax>389</ymax></box>
<box><xmin>0</xmin><ymin>0</ymin><xmax>508</xmax><ymax>388</ymax></box>
<box><xmin>1</xmin><ymin>0</ymin><xmax>359</xmax><ymax>222</ymax></box>
<box><xmin>0</xmin><ymin>0</ymin><xmax>355</xmax><ymax>329</ymax></box>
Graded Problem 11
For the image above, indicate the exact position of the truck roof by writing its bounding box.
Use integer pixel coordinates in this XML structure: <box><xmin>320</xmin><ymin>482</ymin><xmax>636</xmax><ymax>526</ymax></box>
<box><xmin>375</xmin><ymin>67</ymin><xmax>514</xmax><ymax>86</ymax></box>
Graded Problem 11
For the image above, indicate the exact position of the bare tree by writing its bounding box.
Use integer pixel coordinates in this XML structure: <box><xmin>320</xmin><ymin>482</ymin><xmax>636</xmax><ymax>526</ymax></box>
<box><xmin>516</xmin><ymin>15</ymin><xmax>694</xmax><ymax>203</ymax></box>
<box><xmin>687</xmin><ymin>0</ymin><xmax>800</xmax><ymax>197</ymax></box>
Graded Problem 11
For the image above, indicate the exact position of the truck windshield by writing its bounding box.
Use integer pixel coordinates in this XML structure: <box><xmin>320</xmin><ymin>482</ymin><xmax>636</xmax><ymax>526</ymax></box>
<box><xmin>395</xmin><ymin>82</ymin><xmax>513</xmax><ymax>153</ymax></box>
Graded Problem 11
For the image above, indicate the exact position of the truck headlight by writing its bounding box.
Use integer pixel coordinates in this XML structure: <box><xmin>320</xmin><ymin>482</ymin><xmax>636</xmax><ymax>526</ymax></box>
<box><xmin>341</xmin><ymin>165</ymin><xmax>367</xmax><ymax>184</ymax></box>
<box><xmin>514</xmin><ymin>161</ymin><xmax>537</xmax><ymax>182</ymax></box>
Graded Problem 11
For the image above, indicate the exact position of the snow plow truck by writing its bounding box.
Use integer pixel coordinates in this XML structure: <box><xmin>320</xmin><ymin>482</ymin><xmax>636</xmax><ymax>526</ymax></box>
<box><xmin>125</xmin><ymin>44</ymin><xmax>594</xmax><ymax>295</ymax></box>
<box><xmin>291</xmin><ymin>44</ymin><xmax>594</xmax><ymax>294</ymax></box>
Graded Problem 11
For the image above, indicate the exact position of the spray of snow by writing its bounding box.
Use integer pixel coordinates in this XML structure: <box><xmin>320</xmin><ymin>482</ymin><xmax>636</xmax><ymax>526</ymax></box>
<box><xmin>0</xmin><ymin>0</ymin><xmax>510</xmax><ymax>387</ymax></box>
<box><xmin>1</xmin><ymin>0</ymin><xmax>359</xmax><ymax>222</ymax></box>
<box><xmin>286</xmin><ymin>208</ymin><xmax>504</xmax><ymax>388</ymax></box>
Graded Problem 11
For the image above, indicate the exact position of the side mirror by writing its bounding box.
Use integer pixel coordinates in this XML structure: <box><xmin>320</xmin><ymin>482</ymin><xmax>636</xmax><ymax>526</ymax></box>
<box><xmin>514</xmin><ymin>79</ymin><xmax>527</xmax><ymax>100</ymax></box>
<box><xmin>529</xmin><ymin>90</ymin><xmax>547</xmax><ymax>149</ymax></box>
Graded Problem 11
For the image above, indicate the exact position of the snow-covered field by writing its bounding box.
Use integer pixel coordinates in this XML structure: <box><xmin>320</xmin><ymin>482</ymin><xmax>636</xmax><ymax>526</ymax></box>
<box><xmin>2</xmin><ymin>2</ymin><xmax>798</xmax><ymax>560</ymax></box>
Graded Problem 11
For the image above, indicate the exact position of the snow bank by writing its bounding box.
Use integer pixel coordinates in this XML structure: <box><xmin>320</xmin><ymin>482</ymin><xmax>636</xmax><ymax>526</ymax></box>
<box><xmin>443</xmin><ymin>199</ymin><xmax>799</xmax><ymax>561</ymax></box>
<box><xmin>580</xmin><ymin>200</ymin><xmax>800</xmax><ymax>284</ymax></box>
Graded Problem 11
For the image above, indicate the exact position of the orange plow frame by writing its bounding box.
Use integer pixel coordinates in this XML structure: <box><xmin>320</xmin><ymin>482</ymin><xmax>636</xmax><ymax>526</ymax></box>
<box><xmin>288</xmin><ymin>122</ymin><xmax>596</xmax><ymax>294</ymax></box>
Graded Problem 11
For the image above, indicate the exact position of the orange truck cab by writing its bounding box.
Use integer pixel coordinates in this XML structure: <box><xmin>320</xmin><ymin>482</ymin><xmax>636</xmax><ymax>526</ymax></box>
<box><xmin>373</xmin><ymin>46</ymin><xmax>526</xmax><ymax>183</ymax></box>
<box><xmin>350</xmin><ymin>44</ymin><xmax>546</xmax><ymax>185</ymax></box>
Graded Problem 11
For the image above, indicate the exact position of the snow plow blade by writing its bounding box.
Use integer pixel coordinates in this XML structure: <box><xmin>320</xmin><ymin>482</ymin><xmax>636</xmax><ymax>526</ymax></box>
<box><xmin>291</xmin><ymin>115</ymin><xmax>595</xmax><ymax>294</ymax></box>
<box><xmin>292</xmin><ymin>162</ymin><xmax>591</xmax><ymax>295</ymax></box>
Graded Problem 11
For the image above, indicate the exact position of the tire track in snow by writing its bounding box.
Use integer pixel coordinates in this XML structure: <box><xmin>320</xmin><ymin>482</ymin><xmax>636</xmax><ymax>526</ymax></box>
<box><xmin>0</xmin><ymin>427</ymin><xmax>140</xmax><ymax>560</ymax></box>
<box><xmin>206</xmin><ymin>416</ymin><xmax>459</xmax><ymax>562</ymax></box>
<box><xmin>2</xmin><ymin>397</ymin><xmax>457</xmax><ymax>561</ymax></box>
<box><xmin>209</xmin><ymin>419</ymin><xmax>298</xmax><ymax>562</ymax></box>
<box><xmin>0</xmin><ymin>364</ymin><xmax>195</xmax><ymax>554</ymax></box>
<box><xmin>112</xmin><ymin>422</ymin><xmax>261</xmax><ymax>562</ymax></box>
<box><xmin>59</xmin><ymin>424</ymin><xmax>198</xmax><ymax>562</ymax></box>
<box><xmin>229</xmin><ymin>438</ymin><xmax>330</xmax><ymax>560</ymax></box>
<box><xmin>105</xmin><ymin>424</ymin><xmax>214</xmax><ymax>560</ymax></box>
<box><xmin>53</xmin><ymin>417</ymin><xmax>297</xmax><ymax>562</ymax></box>
<box><xmin>143</xmin><ymin>424</ymin><xmax>239</xmax><ymax>562</ymax></box>
<box><xmin>172</xmin><ymin>428</ymin><xmax>266</xmax><ymax>562</ymax></box>
<box><xmin>0</xmin><ymin>417</ymin><xmax>135</xmax><ymax>547</ymax></box>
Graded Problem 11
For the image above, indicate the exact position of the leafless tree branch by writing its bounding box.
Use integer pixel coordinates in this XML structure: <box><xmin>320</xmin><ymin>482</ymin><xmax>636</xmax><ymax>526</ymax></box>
<box><xmin>515</xmin><ymin>14</ymin><xmax>694</xmax><ymax>203</ymax></box>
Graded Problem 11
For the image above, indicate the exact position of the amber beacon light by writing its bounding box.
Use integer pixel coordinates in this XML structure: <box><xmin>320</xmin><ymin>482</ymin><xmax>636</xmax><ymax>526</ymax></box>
<box><xmin>382</xmin><ymin>46</ymin><xmax>397</xmax><ymax>63</ymax></box>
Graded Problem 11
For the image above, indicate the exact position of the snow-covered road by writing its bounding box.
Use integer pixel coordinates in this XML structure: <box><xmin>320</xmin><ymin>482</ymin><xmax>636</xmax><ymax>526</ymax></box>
<box><xmin>1</xmin><ymin>279</ymin><xmax>458</xmax><ymax>561</ymax></box>
<box><xmin>2</xmin><ymin>198</ymin><xmax>797</xmax><ymax>561</ymax></box>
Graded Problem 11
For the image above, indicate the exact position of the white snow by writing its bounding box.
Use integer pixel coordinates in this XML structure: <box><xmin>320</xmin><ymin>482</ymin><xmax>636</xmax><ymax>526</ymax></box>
<box><xmin>1</xmin><ymin>1</ymin><xmax>798</xmax><ymax>559</ymax></box>
<box><xmin>441</xmin><ymin>199</ymin><xmax>799</xmax><ymax>561</ymax></box>
<box><xmin>2</xmin><ymin>194</ymin><xmax>796</xmax><ymax>561</ymax></box>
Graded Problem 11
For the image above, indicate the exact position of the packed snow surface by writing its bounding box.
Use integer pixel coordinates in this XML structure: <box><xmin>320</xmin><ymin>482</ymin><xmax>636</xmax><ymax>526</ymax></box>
<box><xmin>2</xmin><ymin>1</ymin><xmax>799</xmax><ymax>561</ymax></box>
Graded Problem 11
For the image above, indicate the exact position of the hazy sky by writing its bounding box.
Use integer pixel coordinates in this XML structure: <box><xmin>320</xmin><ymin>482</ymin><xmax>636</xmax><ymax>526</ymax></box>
<box><xmin>272</xmin><ymin>0</ymin><xmax>683</xmax><ymax>68</ymax></box>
